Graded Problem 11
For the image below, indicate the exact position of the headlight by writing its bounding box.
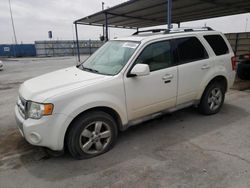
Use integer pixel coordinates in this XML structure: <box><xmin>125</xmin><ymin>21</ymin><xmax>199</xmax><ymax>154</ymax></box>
<box><xmin>27</xmin><ymin>102</ymin><xmax>54</xmax><ymax>119</ymax></box>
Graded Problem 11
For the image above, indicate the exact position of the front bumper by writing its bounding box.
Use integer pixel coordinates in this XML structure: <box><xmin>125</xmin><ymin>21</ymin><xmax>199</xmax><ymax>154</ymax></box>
<box><xmin>15</xmin><ymin>105</ymin><xmax>70</xmax><ymax>151</ymax></box>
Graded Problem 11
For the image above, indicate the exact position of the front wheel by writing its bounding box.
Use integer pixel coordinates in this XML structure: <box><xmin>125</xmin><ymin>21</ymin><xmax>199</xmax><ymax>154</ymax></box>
<box><xmin>66</xmin><ymin>111</ymin><xmax>118</xmax><ymax>159</ymax></box>
<box><xmin>199</xmin><ymin>82</ymin><xmax>226</xmax><ymax>115</ymax></box>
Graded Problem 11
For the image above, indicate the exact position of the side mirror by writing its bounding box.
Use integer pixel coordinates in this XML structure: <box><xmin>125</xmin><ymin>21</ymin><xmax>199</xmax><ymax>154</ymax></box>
<box><xmin>130</xmin><ymin>64</ymin><xmax>150</xmax><ymax>77</ymax></box>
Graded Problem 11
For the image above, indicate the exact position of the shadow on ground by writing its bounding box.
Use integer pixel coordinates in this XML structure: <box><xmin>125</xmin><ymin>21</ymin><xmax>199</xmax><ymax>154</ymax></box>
<box><xmin>3</xmin><ymin>102</ymin><xmax>245</xmax><ymax>182</ymax></box>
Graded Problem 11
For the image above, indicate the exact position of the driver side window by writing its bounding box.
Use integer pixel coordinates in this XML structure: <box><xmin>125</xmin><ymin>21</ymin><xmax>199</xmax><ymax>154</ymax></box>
<box><xmin>135</xmin><ymin>40</ymin><xmax>172</xmax><ymax>72</ymax></box>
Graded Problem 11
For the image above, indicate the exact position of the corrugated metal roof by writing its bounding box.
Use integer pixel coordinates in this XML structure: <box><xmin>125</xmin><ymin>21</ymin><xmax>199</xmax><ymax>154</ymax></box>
<box><xmin>75</xmin><ymin>0</ymin><xmax>250</xmax><ymax>29</ymax></box>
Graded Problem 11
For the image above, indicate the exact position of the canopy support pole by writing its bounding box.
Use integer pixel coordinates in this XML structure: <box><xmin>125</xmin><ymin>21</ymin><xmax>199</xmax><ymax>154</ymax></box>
<box><xmin>167</xmin><ymin>0</ymin><xmax>172</xmax><ymax>29</ymax></box>
<box><xmin>105</xmin><ymin>13</ymin><xmax>109</xmax><ymax>41</ymax></box>
<box><xmin>75</xmin><ymin>23</ymin><xmax>80</xmax><ymax>62</ymax></box>
<box><xmin>102</xmin><ymin>2</ymin><xmax>105</xmax><ymax>38</ymax></box>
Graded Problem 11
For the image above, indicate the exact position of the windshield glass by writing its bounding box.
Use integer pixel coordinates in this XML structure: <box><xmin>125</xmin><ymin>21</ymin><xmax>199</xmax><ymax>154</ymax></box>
<box><xmin>79</xmin><ymin>41</ymin><xmax>139</xmax><ymax>75</ymax></box>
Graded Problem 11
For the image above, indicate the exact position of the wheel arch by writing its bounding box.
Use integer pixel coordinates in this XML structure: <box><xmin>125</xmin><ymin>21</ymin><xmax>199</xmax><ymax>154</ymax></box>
<box><xmin>197</xmin><ymin>75</ymin><xmax>228</xmax><ymax>101</ymax></box>
<box><xmin>64</xmin><ymin>106</ymin><xmax>124</xmax><ymax>149</ymax></box>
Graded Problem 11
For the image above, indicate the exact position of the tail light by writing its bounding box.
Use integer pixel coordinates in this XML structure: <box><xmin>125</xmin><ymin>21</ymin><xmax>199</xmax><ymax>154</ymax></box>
<box><xmin>231</xmin><ymin>56</ymin><xmax>237</xmax><ymax>71</ymax></box>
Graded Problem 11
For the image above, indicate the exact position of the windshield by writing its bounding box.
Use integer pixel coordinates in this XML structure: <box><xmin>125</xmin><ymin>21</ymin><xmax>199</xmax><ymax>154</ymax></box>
<box><xmin>79</xmin><ymin>41</ymin><xmax>139</xmax><ymax>75</ymax></box>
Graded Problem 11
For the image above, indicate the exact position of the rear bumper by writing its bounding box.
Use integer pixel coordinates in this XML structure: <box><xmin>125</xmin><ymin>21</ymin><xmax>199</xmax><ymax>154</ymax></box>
<box><xmin>15</xmin><ymin>105</ymin><xmax>70</xmax><ymax>151</ymax></box>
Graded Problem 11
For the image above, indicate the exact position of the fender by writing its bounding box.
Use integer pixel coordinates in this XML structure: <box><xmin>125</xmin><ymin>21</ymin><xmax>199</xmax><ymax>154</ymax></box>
<box><xmin>196</xmin><ymin>65</ymin><xmax>229</xmax><ymax>101</ymax></box>
<box><xmin>51</xmin><ymin>92</ymin><xmax>128</xmax><ymax>150</ymax></box>
<box><xmin>64</xmin><ymin>93</ymin><xmax>127</xmax><ymax>124</ymax></box>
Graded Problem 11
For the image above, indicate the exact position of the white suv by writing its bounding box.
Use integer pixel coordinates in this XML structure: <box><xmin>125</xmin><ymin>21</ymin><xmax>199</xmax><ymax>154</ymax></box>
<box><xmin>15</xmin><ymin>28</ymin><xmax>236</xmax><ymax>159</ymax></box>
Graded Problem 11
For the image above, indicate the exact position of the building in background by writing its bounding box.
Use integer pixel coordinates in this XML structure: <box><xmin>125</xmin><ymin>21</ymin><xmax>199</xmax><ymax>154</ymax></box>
<box><xmin>225</xmin><ymin>32</ymin><xmax>250</xmax><ymax>56</ymax></box>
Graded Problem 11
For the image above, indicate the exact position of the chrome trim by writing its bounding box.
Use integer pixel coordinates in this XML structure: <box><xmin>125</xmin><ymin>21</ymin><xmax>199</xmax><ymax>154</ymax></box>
<box><xmin>17</xmin><ymin>96</ymin><xmax>27</xmax><ymax>119</ymax></box>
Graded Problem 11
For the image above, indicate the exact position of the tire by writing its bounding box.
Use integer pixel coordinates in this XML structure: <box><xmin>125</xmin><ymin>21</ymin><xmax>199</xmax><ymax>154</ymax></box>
<box><xmin>199</xmin><ymin>81</ymin><xmax>226</xmax><ymax>115</ymax></box>
<box><xmin>66</xmin><ymin>111</ymin><xmax>118</xmax><ymax>159</ymax></box>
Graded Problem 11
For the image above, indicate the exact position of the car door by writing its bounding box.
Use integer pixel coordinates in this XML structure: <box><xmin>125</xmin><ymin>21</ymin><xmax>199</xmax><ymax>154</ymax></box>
<box><xmin>173</xmin><ymin>36</ymin><xmax>213</xmax><ymax>105</ymax></box>
<box><xmin>124</xmin><ymin>40</ymin><xmax>178</xmax><ymax>120</ymax></box>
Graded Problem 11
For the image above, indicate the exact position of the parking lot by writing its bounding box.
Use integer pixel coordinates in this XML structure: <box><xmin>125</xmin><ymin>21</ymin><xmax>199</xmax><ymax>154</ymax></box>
<box><xmin>1</xmin><ymin>57</ymin><xmax>250</xmax><ymax>188</ymax></box>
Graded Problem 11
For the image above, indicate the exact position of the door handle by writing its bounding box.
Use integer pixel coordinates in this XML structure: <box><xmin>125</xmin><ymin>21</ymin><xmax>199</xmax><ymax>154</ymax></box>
<box><xmin>201</xmin><ymin>64</ymin><xmax>210</xmax><ymax>70</ymax></box>
<box><xmin>162</xmin><ymin>74</ymin><xmax>174</xmax><ymax>81</ymax></box>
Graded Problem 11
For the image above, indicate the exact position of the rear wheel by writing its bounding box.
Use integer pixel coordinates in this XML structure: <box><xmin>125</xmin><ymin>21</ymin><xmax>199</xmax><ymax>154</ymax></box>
<box><xmin>199</xmin><ymin>82</ymin><xmax>226</xmax><ymax>115</ymax></box>
<box><xmin>67</xmin><ymin>111</ymin><xmax>118</xmax><ymax>159</ymax></box>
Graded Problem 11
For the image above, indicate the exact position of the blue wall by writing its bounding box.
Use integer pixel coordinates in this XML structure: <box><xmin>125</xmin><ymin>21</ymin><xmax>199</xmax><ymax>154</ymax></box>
<box><xmin>0</xmin><ymin>44</ymin><xmax>36</xmax><ymax>57</ymax></box>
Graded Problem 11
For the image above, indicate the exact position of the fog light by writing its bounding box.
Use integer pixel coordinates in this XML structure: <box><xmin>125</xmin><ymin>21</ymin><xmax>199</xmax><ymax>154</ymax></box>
<box><xmin>29</xmin><ymin>132</ymin><xmax>41</xmax><ymax>144</ymax></box>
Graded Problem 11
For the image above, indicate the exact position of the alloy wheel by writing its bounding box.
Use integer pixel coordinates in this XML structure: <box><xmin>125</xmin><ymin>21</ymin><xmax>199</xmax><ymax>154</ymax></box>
<box><xmin>79</xmin><ymin>121</ymin><xmax>111</xmax><ymax>154</ymax></box>
<box><xmin>208</xmin><ymin>88</ymin><xmax>222</xmax><ymax>111</ymax></box>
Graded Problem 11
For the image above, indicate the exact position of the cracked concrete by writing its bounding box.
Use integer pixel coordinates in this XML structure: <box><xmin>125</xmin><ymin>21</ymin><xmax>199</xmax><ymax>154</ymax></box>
<box><xmin>1</xmin><ymin>57</ymin><xmax>250</xmax><ymax>187</ymax></box>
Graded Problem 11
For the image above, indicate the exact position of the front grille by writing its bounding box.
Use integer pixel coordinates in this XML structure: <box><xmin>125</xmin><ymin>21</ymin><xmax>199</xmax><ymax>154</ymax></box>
<box><xmin>17</xmin><ymin>96</ymin><xmax>27</xmax><ymax>119</ymax></box>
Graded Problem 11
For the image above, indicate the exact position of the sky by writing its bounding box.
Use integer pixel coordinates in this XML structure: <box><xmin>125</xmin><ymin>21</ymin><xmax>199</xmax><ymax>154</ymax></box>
<box><xmin>1</xmin><ymin>0</ymin><xmax>250</xmax><ymax>44</ymax></box>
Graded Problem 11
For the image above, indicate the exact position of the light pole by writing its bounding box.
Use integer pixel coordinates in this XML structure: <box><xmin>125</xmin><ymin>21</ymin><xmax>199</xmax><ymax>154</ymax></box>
<box><xmin>102</xmin><ymin>2</ymin><xmax>105</xmax><ymax>10</ymax></box>
<box><xmin>8</xmin><ymin>0</ymin><xmax>18</xmax><ymax>45</ymax></box>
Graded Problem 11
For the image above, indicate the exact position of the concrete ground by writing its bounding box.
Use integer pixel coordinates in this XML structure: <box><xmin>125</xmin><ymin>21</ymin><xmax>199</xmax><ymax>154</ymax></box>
<box><xmin>1</xmin><ymin>57</ymin><xmax>250</xmax><ymax>188</ymax></box>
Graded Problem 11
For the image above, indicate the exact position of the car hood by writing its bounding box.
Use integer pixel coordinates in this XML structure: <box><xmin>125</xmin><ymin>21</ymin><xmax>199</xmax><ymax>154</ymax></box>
<box><xmin>19</xmin><ymin>66</ymin><xmax>108</xmax><ymax>102</ymax></box>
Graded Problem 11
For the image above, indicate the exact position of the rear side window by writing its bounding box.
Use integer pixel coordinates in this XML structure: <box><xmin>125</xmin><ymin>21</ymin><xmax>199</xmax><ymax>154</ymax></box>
<box><xmin>204</xmin><ymin>35</ymin><xmax>229</xmax><ymax>56</ymax></box>
<box><xmin>174</xmin><ymin>37</ymin><xmax>208</xmax><ymax>64</ymax></box>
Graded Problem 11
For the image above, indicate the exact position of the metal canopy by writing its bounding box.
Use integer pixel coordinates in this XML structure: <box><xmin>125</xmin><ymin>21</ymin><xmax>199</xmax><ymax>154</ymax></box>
<box><xmin>75</xmin><ymin>0</ymin><xmax>250</xmax><ymax>29</ymax></box>
<box><xmin>74</xmin><ymin>0</ymin><xmax>250</xmax><ymax>62</ymax></box>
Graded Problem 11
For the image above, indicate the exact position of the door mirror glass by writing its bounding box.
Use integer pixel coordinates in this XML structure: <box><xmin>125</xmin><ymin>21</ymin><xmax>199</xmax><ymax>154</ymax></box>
<box><xmin>130</xmin><ymin>64</ymin><xmax>150</xmax><ymax>76</ymax></box>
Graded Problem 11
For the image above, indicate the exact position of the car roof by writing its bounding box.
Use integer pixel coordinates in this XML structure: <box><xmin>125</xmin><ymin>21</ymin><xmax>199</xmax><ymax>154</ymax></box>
<box><xmin>113</xmin><ymin>30</ymin><xmax>223</xmax><ymax>43</ymax></box>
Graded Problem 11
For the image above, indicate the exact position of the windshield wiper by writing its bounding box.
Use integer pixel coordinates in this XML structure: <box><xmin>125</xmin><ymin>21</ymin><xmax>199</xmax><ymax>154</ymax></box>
<box><xmin>81</xmin><ymin>65</ymin><xmax>99</xmax><ymax>73</ymax></box>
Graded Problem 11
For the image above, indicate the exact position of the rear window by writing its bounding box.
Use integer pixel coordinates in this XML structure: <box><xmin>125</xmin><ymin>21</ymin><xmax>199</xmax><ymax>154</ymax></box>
<box><xmin>174</xmin><ymin>37</ymin><xmax>208</xmax><ymax>64</ymax></box>
<box><xmin>204</xmin><ymin>35</ymin><xmax>229</xmax><ymax>56</ymax></box>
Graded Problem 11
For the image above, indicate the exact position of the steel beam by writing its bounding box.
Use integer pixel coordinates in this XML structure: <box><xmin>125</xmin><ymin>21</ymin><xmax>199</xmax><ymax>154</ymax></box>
<box><xmin>76</xmin><ymin>21</ymin><xmax>137</xmax><ymax>29</ymax></box>
<box><xmin>75</xmin><ymin>23</ymin><xmax>80</xmax><ymax>62</ymax></box>
<box><xmin>235</xmin><ymin>33</ymin><xmax>239</xmax><ymax>55</ymax></box>
<box><xmin>102</xmin><ymin>2</ymin><xmax>105</xmax><ymax>38</ymax></box>
<box><xmin>105</xmin><ymin>13</ymin><xmax>109</xmax><ymax>41</ymax></box>
<box><xmin>167</xmin><ymin>0</ymin><xmax>172</xmax><ymax>29</ymax></box>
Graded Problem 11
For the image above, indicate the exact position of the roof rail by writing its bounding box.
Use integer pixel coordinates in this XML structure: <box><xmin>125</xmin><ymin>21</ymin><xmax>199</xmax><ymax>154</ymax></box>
<box><xmin>132</xmin><ymin>27</ymin><xmax>214</xmax><ymax>36</ymax></box>
<box><xmin>132</xmin><ymin>29</ymin><xmax>169</xmax><ymax>35</ymax></box>
<box><xmin>167</xmin><ymin>27</ymin><xmax>214</xmax><ymax>33</ymax></box>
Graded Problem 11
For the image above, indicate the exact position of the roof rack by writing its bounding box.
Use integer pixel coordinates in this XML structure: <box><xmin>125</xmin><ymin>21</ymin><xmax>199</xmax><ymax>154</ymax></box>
<box><xmin>168</xmin><ymin>27</ymin><xmax>214</xmax><ymax>33</ymax></box>
<box><xmin>132</xmin><ymin>29</ymin><xmax>169</xmax><ymax>35</ymax></box>
<box><xmin>132</xmin><ymin>27</ymin><xmax>214</xmax><ymax>36</ymax></box>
